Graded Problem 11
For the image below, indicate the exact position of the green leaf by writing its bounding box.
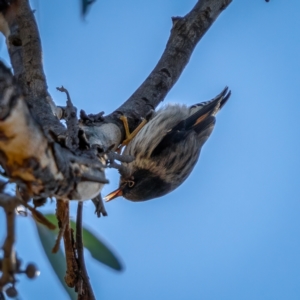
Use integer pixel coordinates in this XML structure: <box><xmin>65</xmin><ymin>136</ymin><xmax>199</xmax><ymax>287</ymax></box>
<box><xmin>40</xmin><ymin>214</ymin><xmax>123</xmax><ymax>271</ymax></box>
<box><xmin>42</xmin><ymin>214</ymin><xmax>123</xmax><ymax>271</ymax></box>
<box><xmin>43</xmin><ymin>213</ymin><xmax>57</xmax><ymax>225</ymax></box>
<box><xmin>70</xmin><ymin>220</ymin><xmax>123</xmax><ymax>271</ymax></box>
<box><xmin>34</xmin><ymin>220</ymin><xmax>77</xmax><ymax>300</ymax></box>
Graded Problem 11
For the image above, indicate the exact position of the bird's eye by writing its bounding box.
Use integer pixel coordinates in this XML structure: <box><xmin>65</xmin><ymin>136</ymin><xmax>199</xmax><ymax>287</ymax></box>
<box><xmin>128</xmin><ymin>180</ymin><xmax>135</xmax><ymax>188</ymax></box>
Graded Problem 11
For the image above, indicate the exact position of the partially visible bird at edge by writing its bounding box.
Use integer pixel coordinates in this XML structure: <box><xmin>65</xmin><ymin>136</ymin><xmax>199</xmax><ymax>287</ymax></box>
<box><xmin>105</xmin><ymin>87</ymin><xmax>231</xmax><ymax>202</ymax></box>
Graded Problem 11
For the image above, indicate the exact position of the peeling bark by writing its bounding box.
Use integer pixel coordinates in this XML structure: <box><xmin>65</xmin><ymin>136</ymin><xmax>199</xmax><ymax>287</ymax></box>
<box><xmin>0</xmin><ymin>0</ymin><xmax>65</xmax><ymax>135</ymax></box>
<box><xmin>0</xmin><ymin>62</ymin><xmax>107</xmax><ymax>201</ymax></box>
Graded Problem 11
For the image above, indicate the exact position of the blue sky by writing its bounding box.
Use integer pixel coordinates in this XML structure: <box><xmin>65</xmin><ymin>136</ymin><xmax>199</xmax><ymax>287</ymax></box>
<box><xmin>1</xmin><ymin>0</ymin><xmax>300</xmax><ymax>299</ymax></box>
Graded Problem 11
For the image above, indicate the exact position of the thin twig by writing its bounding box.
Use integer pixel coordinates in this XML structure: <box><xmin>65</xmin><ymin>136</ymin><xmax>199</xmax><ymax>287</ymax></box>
<box><xmin>52</xmin><ymin>217</ymin><xmax>67</xmax><ymax>254</ymax></box>
<box><xmin>20</xmin><ymin>201</ymin><xmax>56</xmax><ymax>230</ymax></box>
<box><xmin>76</xmin><ymin>201</ymin><xmax>96</xmax><ymax>300</ymax></box>
<box><xmin>56</xmin><ymin>200</ymin><xmax>78</xmax><ymax>287</ymax></box>
<box><xmin>57</xmin><ymin>86</ymin><xmax>79</xmax><ymax>150</ymax></box>
<box><xmin>0</xmin><ymin>195</ymin><xmax>19</xmax><ymax>288</ymax></box>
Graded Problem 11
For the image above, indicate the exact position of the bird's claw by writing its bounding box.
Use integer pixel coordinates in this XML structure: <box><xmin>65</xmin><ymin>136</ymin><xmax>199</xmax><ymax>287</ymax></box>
<box><xmin>117</xmin><ymin>115</ymin><xmax>148</xmax><ymax>151</ymax></box>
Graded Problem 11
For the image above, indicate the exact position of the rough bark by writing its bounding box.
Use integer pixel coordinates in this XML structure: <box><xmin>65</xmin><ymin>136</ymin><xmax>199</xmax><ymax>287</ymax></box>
<box><xmin>82</xmin><ymin>0</ymin><xmax>232</xmax><ymax>151</ymax></box>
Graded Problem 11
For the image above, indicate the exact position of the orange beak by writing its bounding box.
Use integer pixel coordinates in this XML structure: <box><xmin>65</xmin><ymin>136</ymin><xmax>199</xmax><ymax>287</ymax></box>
<box><xmin>104</xmin><ymin>188</ymin><xmax>123</xmax><ymax>202</ymax></box>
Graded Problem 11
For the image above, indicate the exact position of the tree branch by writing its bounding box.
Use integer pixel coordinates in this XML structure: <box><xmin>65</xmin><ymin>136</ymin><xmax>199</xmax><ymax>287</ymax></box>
<box><xmin>0</xmin><ymin>0</ymin><xmax>65</xmax><ymax>135</ymax></box>
<box><xmin>0</xmin><ymin>61</ymin><xmax>106</xmax><ymax>201</ymax></box>
<box><xmin>76</xmin><ymin>201</ymin><xmax>95</xmax><ymax>300</ymax></box>
<box><xmin>82</xmin><ymin>0</ymin><xmax>232</xmax><ymax>150</ymax></box>
<box><xmin>0</xmin><ymin>194</ymin><xmax>19</xmax><ymax>289</ymax></box>
<box><xmin>56</xmin><ymin>200</ymin><xmax>78</xmax><ymax>288</ymax></box>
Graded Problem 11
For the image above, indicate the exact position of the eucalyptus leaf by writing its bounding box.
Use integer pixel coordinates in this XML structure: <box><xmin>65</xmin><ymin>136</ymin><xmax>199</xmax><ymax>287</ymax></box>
<box><xmin>70</xmin><ymin>220</ymin><xmax>123</xmax><ymax>271</ymax></box>
<box><xmin>34</xmin><ymin>220</ymin><xmax>77</xmax><ymax>300</ymax></box>
<box><xmin>41</xmin><ymin>214</ymin><xmax>123</xmax><ymax>271</ymax></box>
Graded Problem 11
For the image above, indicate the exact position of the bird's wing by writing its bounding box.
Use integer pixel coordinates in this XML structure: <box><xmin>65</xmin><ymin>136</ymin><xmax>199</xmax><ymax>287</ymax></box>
<box><xmin>151</xmin><ymin>116</ymin><xmax>215</xmax><ymax>157</ymax></box>
<box><xmin>151</xmin><ymin>87</ymin><xmax>230</xmax><ymax>158</ymax></box>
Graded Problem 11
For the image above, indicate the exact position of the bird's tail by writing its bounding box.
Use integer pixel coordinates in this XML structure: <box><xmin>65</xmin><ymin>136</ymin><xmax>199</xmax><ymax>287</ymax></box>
<box><xmin>189</xmin><ymin>87</ymin><xmax>230</xmax><ymax>139</ymax></box>
<box><xmin>190</xmin><ymin>87</ymin><xmax>231</xmax><ymax>118</ymax></box>
<box><xmin>185</xmin><ymin>87</ymin><xmax>231</xmax><ymax>130</ymax></box>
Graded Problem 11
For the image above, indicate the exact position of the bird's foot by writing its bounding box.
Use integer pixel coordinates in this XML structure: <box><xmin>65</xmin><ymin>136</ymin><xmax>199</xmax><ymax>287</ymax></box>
<box><xmin>92</xmin><ymin>194</ymin><xmax>108</xmax><ymax>217</ymax></box>
<box><xmin>117</xmin><ymin>115</ymin><xmax>147</xmax><ymax>152</ymax></box>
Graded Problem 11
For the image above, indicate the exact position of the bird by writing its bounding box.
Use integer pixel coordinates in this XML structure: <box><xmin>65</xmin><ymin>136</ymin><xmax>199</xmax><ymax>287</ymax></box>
<box><xmin>105</xmin><ymin>87</ymin><xmax>231</xmax><ymax>202</ymax></box>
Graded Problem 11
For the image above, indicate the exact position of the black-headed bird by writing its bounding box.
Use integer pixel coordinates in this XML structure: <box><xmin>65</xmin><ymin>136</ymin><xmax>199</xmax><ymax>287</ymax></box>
<box><xmin>105</xmin><ymin>87</ymin><xmax>231</xmax><ymax>202</ymax></box>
